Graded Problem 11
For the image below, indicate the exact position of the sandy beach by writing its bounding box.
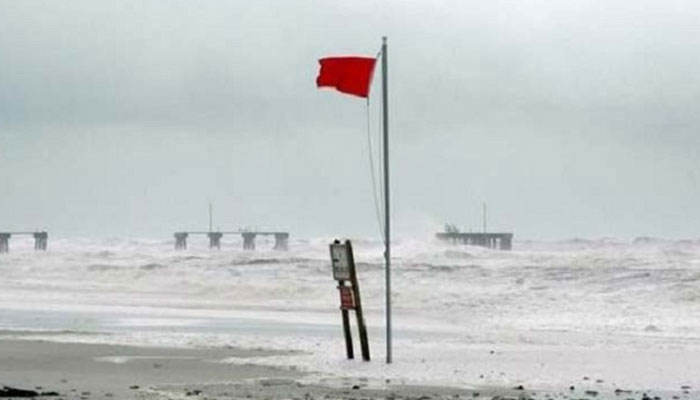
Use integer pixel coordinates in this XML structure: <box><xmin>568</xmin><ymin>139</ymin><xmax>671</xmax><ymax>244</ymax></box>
<box><xmin>0</xmin><ymin>338</ymin><xmax>495</xmax><ymax>400</ymax></box>
<box><xmin>1</xmin><ymin>337</ymin><xmax>696</xmax><ymax>400</ymax></box>
<box><xmin>0</xmin><ymin>338</ymin><xmax>532</xmax><ymax>400</ymax></box>
<box><xmin>0</xmin><ymin>338</ymin><xmax>299</xmax><ymax>399</ymax></box>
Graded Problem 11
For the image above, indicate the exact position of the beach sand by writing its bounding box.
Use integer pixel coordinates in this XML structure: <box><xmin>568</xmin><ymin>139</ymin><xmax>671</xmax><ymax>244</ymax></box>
<box><xmin>0</xmin><ymin>338</ymin><xmax>524</xmax><ymax>400</ymax></box>
<box><xmin>0</xmin><ymin>339</ymin><xmax>299</xmax><ymax>399</ymax></box>
<box><xmin>1</xmin><ymin>338</ymin><xmax>694</xmax><ymax>400</ymax></box>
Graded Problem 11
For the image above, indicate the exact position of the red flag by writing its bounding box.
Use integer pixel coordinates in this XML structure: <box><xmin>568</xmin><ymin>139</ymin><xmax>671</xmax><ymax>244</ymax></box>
<box><xmin>316</xmin><ymin>57</ymin><xmax>377</xmax><ymax>98</ymax></box>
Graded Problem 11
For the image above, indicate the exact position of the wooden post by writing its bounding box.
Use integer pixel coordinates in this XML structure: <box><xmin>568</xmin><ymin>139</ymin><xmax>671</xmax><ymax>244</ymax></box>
<box><xmin>345</xmin><ymin>240</ymin><xmax>370</xmax><ymax>361</ymax></box>
<box><xmin>339</xmin><ymin>280</ymin><xmax>354</xmax><ymax>359</ymax></box>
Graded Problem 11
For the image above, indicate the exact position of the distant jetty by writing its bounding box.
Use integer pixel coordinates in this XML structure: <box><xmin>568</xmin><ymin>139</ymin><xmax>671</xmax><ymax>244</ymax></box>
<box><xmin>436</xmin><ymin>224</ymin><xmax>512</xmax><ymax>250</ymax></box>
<box><xmin>174</xmin><ymin>230</ymin><xmax>289</xmax><ymax>251</ymax></box>
<box><xmin>0</xmin><ymin>231</ymin><xmax>48</xmax><ymax>253</ymax></box>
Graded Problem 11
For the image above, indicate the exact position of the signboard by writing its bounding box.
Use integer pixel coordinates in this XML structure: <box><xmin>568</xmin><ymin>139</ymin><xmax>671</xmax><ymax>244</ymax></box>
<box><xmin>329</xmin><ymin>239</ymin><xmax>370</xmax><ymax>361</ymax></box>
<box><xmin>330</xmin><ymin>242</ymin><xmax>351</xmax><ymax>281</ymax></box>
<box><xmin>338</xmin><ymin>286</ymin><xmax>355</xmax><ymax>310</ymax></box>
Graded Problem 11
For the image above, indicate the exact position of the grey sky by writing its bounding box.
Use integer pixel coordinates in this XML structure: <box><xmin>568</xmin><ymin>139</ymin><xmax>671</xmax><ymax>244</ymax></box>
<box><xmin>1</xmin><ymin>0</ymin><xmax>699</xmax><ymax>239</ymax></box>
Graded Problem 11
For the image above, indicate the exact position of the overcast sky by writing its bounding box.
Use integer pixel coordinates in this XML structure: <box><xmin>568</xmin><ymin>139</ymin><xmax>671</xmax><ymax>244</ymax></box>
<box><xmin>1</xmin><ymin>0</ymin><xmax>700</xmax><ymax>240</ymax></box>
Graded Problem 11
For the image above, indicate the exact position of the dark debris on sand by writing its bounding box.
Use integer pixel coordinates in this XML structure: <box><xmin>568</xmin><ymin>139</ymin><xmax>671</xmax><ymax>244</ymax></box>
<box><xmin>149</xmin><ymin>379</ymin><xmax>541</xmax><ymax>400</ymax></box>
<box><xmin>147</xmin><ymin>380</ymin><xmax>700</xmax><ymax>400</ymax></box>
<box><xmin>0</xmin><ymin>386</ymin><xmax>59</xmax><ymax>398</ymax></box>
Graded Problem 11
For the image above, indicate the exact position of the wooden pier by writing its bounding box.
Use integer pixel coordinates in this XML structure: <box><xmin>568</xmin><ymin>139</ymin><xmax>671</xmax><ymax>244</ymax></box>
<box><xmin>436</xmin><ymin>225</ymin><xmax>512</xmax><ymax>250</ymax></box>
<box><xmin>0</xmin><ymin>231</ymin><xmax>48</xmax><ymax>253</ymax></box>
<box><xmin>174</xmin><ymin>230</ymin><xmax>289</xmax><ymax>251</ymax></box>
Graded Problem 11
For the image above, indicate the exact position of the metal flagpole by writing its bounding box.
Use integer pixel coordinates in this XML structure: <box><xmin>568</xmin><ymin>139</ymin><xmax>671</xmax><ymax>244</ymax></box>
<box><xmin>209</xmin><ymin>203</ymin><xmax>213</xmax><ymax>232</ymax></box>
<box><xmin>381</xmin><ymin>36</ymin><xmax>392</xmax><ymax>364</ymax></box>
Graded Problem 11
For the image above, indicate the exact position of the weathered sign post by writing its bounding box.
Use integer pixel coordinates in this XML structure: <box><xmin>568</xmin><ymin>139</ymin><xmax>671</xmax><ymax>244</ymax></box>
<box><xmin>330</xmin><ymin>239</ymin><xmax>370</xmax><ymax>361</ymax></box>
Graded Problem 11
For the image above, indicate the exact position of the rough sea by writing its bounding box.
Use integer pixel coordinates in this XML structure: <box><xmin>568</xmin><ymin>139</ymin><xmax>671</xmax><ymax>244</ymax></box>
<box><xmin>1</xmin><ymin>235</ymin><xmax>700</xmax><ymax>391</ymax></box>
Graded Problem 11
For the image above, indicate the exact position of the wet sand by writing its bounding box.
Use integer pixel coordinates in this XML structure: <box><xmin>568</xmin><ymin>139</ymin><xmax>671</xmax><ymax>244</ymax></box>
<box><xmin>0</xmin><ymin>339</ymin><xmax>695</xmax><ymax>400</ymax></box>
<box><xmin>0</xmin><ymin>339</ymin><xmax>299</xmax><ymax>399</ymax></box>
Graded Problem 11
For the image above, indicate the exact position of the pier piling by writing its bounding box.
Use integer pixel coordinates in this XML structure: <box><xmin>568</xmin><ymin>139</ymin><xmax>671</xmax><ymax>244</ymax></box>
<box><xmin>174</xmin><ymin>232</ymin><xmax>189</xmax><ymax>250</ymax></box>
<box><xmin>273</xmin><ymin>232</ymin><xmax>289</xmax><ymax>251</ymax></box>
<box><xmin>0</xmin><ymin>233</ymin><xmax>10</xmax><ymax>253</ymax></box>
<box><xmin>242</xmin><ymin>232</ymin><xmax>256</xmax><ymax>250</ymax></box>
<box><xmin>207</xmin><ymin>232</ymin><xmax>223</xmax><ymax>249</ymax></box>
<box><xmin>33</xmin><ymin>231</ymin><xmax>48</xmax><ymax>251</ymax></box>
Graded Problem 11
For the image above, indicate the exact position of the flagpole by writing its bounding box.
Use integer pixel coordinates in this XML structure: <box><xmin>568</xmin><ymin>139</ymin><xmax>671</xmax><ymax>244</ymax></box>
<box><xmin>381</xmin><ymin>36</ymin><xmax>392</xmax><ymax>364</ymax></box>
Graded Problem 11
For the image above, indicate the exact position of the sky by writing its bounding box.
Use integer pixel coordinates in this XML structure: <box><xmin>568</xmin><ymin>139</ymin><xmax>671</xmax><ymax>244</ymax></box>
<box><xmin>1</xmin><ymin>0</ymin><xmax>700</xmax><ymax>240</ymax></box>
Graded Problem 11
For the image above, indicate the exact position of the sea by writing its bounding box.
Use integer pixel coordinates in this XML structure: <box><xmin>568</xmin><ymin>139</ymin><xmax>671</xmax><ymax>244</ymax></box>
<box><xmin>1</xmin><ymin>235</ymin><xmax>700</xmax><ymax>392</ymax></box>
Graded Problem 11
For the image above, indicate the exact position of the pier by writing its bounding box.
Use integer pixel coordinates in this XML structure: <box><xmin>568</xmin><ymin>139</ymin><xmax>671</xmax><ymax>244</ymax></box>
<box><xmin>0</xmin><ymin>231</ymin><xmax>48</xmax><ymax>253</ymax></box>
<box><xmin>173</xmin><ymin>230</ymin><xmax>289</xmax><ymax>251</ymax></box>
<box><xmin>436</xmin><ymin>224</ymin><xmax>512</xmax><ymax>250</ymax></box>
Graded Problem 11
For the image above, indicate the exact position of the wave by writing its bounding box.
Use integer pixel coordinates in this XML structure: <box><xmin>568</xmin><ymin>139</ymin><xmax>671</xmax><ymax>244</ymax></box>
<box><xmin>5</xmin><ymin>236</ymin><xmax>700</xmax><ymax>339</ymax></box>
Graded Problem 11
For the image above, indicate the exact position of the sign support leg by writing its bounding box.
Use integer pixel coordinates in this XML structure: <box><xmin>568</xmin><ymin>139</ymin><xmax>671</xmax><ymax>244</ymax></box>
<box><xmin>341</xmin><ymin>306</ymin><xmax>354</xmax><ymax>359</ymax></box>
<box><xmin>346</xmin><ymin>240</ymin><xmax>371</xmax><ymax>361</ymax></box>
